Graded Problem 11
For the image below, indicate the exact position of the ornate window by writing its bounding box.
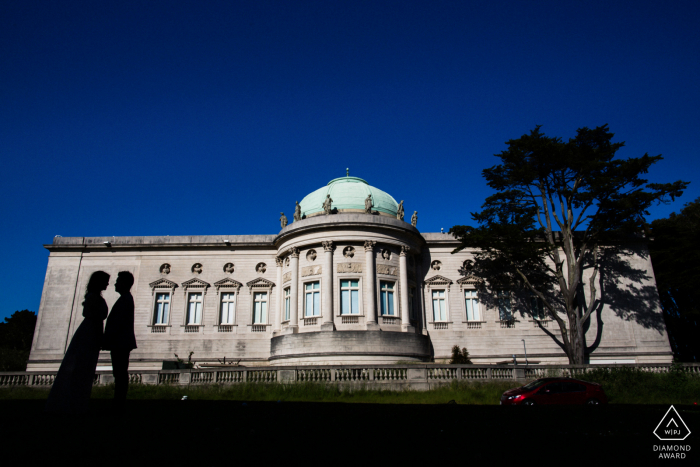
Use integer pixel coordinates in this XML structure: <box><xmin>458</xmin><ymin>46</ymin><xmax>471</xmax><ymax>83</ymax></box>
<box><xmin>432</xmin><ymin>290</ymin><xmax>447</xmax><ymax>321</ymax></box>
<box><xmin>465</xmin><ymin>290</ymin><xmax>480</xmax><ymax>321</ymax></box>
<box><xmin>154</xmin><ymin>292</ymin><xmax>171</xmax><ymax>325</ymax></box>
<box><xmin>340</xmin><ymin>279</ymin><xmax>360</xmax><ymax>315</ymax></box>
<box><xmin>253</xmin><ymin>292</ymin><xmax>268</xmax><ymax>324</ymax></box>
<box><xmin>457</xmin><ymin>276</ymin><xmax>483</xmax><ymax>325</ymax></box>
<box><xmin>424</xmin><ymin>275</ymin><xmax>453</xmax><ymax>326</ymax></box>
<box><xmin>220</xmin><ymin>293</ymin><xmax>236</xmax><ymax>325</ymax></box>
<box><xmin>380</xmin><ymin>281</ymin><xmax>395</xmax><ymax>316</ymax></box>
<box><xmin>529</xmin><ymin>292</ymin><xmax>546</xmax><ymax>320</ymax></box>
<box><xmin>283</xmin><ymin>287</ymin><xmax>291</xmax><ymax>321</ymax></box>
<box><xmin>213</xmin><ymin>278</ymin><xmax>242</xmax><ymax>331</ymax></box>
<box><xmin>246</xmin><ymin>277</ymin><xmax>275</xmax><ymax>329</ymax></box>
<box><xmin>148</xmin><ymin>278</ymin><xmax>178</xmax><ymax>331</ymax></box>
<box><xmin>181</xmin><ymin>278</ymin><xmax>210</xmax><ymax>331</ymax></box>
<box><xmin>186</xmin><ymin>293</ymin><xmax>203</xmax><ymax>325</ymax></box>
<box><xmin>498</xmin><ymin>290</ymin><xmax>513</xmax><ymax>320</ymax></box>
<box><xmin>304</xmin><ymin>281</ymin><xmax>321</xmax><ymax>317</ymax></box>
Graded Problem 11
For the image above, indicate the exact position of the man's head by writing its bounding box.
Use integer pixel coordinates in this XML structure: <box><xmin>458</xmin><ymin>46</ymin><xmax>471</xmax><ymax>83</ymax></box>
<box><xmin>115</xmin><ymin>271</ymin><xmax>135</xmax><ymax>294</ymax></box>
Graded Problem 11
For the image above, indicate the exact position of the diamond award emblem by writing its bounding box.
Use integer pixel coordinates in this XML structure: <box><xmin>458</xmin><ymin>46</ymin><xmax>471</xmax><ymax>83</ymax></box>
<box><xmin>654</xmin><ymin>405</ymin><xmax>691</xmax><ymax>441</ymax></box>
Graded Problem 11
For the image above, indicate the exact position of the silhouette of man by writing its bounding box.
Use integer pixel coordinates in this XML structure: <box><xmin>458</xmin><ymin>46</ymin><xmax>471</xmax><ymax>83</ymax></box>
<box><xmin>102</xmin><ymin>271</ymin><xmax>136</xmax><ymax>409</ymax></box>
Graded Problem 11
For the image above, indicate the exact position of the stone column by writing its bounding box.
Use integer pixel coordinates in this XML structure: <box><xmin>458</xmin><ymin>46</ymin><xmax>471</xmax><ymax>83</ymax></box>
<box><xmin>364</xmin><ymin>240</ymin><xmax>379</xmax><ymax>330</ymax></box>
<box><xmin>399</xmin><ymin>245</ymin><xmax>413</xmax><ymax>332</ymax></box>
<box><xmin>274</xmin><ymin>256</ymin><xmax>283</xmax><ymax>334</ymax></box>
<box><xmin>321</xmin><ymin>241</ymin><xmax>335</xmax><ymax>331</ymax></box>
<box><xmin>287</xmin><ymin>247</ymin><xmax>300</xmax><ymax>334</ymax></box>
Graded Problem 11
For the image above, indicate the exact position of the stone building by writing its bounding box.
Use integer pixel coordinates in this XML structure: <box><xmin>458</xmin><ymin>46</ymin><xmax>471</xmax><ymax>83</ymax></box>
<box><xmin>28</xmin><ymin>175</ymin><xmax>672</xmax><ymax>370</ymax></box>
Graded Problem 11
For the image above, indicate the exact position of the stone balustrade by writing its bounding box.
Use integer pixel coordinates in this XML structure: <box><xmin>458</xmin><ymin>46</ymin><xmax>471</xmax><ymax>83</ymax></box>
<box><xmin>1</xmin><ymin>363</ymin><xmax>698</xmax><ymax>391</ymax></box>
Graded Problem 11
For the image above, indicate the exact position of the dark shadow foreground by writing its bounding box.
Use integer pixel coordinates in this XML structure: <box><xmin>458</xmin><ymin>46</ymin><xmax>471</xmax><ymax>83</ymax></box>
<box><xmin>1</xmin><ymin>400</ymin><xmax>696</xmax><ymax>463</ymax></box>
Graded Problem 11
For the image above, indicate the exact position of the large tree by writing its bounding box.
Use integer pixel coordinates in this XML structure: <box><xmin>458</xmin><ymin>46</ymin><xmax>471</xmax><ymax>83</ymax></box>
<box><xmin>0</xmin><ymin>310</ymin><xmax>37</xmax><ymax>371</ymax></box>
<box><xmin>450</xmin><ymin>125</ymin><xmax>687</xmax><ymax>364</ymax></box>
<box><xmin>649</xmin><ymin>198</ymin><xmax>700</xmax><ymax>362</ymax></box>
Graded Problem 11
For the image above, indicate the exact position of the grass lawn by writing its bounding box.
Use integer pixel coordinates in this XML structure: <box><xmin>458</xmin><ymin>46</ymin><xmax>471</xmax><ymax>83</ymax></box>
<box><xmin>2</xmin><ymin>367</ymin><xmax>698</xmax><ymax>405</ymax></box>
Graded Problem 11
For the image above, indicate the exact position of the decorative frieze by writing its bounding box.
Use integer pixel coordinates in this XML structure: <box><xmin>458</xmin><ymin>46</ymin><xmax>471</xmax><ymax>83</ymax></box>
<box><xmin>283</xmin><ymin>272</ymin><xmax>292</xmax><ymax>283</ymax></box>
<box><xmin>337</xmin><ymin>262</ymin><xmax>363</xmax><ymax>273</ymax></box>
<box><xmin>301</xmin><ymin>265</ymin><xmax>322</xmax><ymax>277</ymax></box>
<box><xmin>376</xmin><ymin>264</ymin><xmax>398</xmax><ymax>276</ymax></box>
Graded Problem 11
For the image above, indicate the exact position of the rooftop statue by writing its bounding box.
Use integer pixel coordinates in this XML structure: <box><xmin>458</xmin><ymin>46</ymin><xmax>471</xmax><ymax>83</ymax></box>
<box><xmin>323</xmin><ymin>194</ymin><xmax>333</xmax><ymax>215</ymax></box>
<box><xmin>397</xmin><ymin>200</ymin><xmax>404</xmax><ymax>220</ymax></box>
<box><xmin>280</xmin><ymin>212</ymin><xmax>288</xmax><ymax>228</ymax></box>
<box><xmin>293</xmin><ymin>201</ymin><xmax>301</xmax><ymax>221</ymax></box>
<box><xmin>411</xmin><ymin>211</ymin><xmax>418</xmax><ymax>227</ymax></box>
<box><xmin>364</xmin><ymin>194</ymin><xmax>373</xmax><ymax>214</ymax></box>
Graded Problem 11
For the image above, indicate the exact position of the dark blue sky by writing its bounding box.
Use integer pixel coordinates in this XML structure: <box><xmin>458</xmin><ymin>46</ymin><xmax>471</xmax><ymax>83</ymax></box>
<box><xmin>2</xmin><ymin>1</ymin><xmax>698</xmax><ymax>320</ymax></box>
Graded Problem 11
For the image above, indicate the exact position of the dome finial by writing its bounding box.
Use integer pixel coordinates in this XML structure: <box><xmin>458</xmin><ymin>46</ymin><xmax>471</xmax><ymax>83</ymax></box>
<box><xmin>346</xmin><ymin>167</ymin><xmax>349</xmax><ymax>177</ymax></box>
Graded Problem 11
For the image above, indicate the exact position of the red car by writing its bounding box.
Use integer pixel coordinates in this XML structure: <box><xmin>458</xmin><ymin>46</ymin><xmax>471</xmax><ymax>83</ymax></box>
<box><xmin>500</xmin><ymin>378</ymin><xmax>608</xmax><ymax>406</ymax></box>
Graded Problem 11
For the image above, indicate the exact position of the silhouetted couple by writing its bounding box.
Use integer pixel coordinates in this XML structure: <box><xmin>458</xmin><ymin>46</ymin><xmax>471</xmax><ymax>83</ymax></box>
<box><xmin>46</xmin><ymin>270</ymin><xmax>137</xmax><ymax>414</ymax></box>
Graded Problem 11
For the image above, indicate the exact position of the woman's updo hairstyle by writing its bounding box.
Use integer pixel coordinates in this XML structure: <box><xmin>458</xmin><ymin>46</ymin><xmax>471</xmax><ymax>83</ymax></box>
<box><xmin>85</xmin><ymin>271</ymin><xmax>110</xmax><ymax>299</ymax></box>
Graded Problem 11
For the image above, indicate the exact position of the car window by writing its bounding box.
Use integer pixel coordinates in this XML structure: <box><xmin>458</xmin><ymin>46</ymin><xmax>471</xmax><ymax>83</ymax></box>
<box><xmin>563</xmin><ymin>382</ymin><xmax>586</xmax><ymax>393</ymax></box>
<box><xmin>522</xmin><ymin>379</ymin><xmax>549</xmax><ymax>390</ymax></box>
<box><xmin>538</xmin><ymin>382</ymin><xmax>563</xmax><ymax>394</ymax></box>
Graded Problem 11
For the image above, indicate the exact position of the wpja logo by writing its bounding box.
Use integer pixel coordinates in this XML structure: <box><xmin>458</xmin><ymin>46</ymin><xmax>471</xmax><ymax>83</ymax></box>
<box><xmin>653</xmin><ymin>405</ymin><xmax>691</xmax><ymax>459</ymax></box>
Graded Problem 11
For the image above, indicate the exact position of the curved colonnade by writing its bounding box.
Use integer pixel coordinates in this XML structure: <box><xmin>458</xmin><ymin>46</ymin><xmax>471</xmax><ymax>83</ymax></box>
<box><xmin>270</xmin><ymin>214</ymin><xmax>430</xmax><ymax>364</ymax></box>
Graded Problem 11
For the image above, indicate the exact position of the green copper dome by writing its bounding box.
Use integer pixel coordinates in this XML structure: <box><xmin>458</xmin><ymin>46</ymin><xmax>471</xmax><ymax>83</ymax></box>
<box><xmin>299</xmin><ymin>176</ymin><xmax>399</xmax><ymax>218</ymax></box>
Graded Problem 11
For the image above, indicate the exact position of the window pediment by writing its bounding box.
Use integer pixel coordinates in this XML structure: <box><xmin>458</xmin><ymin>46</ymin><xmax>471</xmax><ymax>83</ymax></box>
<box><xmin>181</xmin><ymin>277</ymin><xmax>211</xmax><ymax>290</ymax></box>
<box><xmin>457</xmin><ymin>275</ymin><xmax>483</xmax><ymax>289</ymax></box>
<box><xmin>246</xmin><ymin>277</ymin><xmax>276</xmax><ymax>293</ymax></box>
<box><xmin>214</xmin><ymin>277</ymin><xmax>243</xmax><ymax>293</ymax></box>
<box><xmin>424</xmin><ymin>275</ymin><xmax>453</xmax><ymax>291</ymax></box>
<box><xmin>149</xmin><ymin>278</ymin><xmax>178</xmax><ymax>291</ymax></box>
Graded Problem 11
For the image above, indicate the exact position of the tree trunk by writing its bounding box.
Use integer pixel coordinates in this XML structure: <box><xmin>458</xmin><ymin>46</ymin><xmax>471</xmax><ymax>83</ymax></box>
<box><xmin>566</xmin><ymin>311</ymin><xmax>586</xmax><ymax>364</ymax></box>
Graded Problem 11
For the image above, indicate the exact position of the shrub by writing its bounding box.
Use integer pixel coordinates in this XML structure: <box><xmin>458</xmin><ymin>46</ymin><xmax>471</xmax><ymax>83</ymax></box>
<box><xmin>449</xmin><ymin>345</ymin><xmax>472</xmax><ymax>364</ymax></box>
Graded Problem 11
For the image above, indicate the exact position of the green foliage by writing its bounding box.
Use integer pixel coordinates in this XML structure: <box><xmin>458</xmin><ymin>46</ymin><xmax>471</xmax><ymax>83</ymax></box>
<box><xmin>2</xmin><ymin>370</ymin><xmax>698</xmax><ymax>405</ymax></box>
<box><xmin>582</xmin><ymin>367</ymin><xmax>700</xmax><ymax>404</ymax></box>
<box><xmin>0</xmin><ymin>381</ymin><xmax>519</xmax><ymax>405</ymax></box>
<box><xmin>0</xmin><ymin>310</ymin><xmax>37</xmax><ymax>371</ymax></box>
<box><xmin>449</xmin><ymin>345</ymin><xmax>472</xmax><ymax>364</ymax></box>
<box><xmin>174</xmin><ymin>351</ymin><xmax>195</xmax><ymax>369</ymax></box>
<box><xmin>650</xmin><ymin>198</ymin><xmax>700</xmax><ymax>361</ymax></box>
<box><xmin>450</xmin><ymin>125</ymin><xmax>688</xmax><ymax>364</ymax></box>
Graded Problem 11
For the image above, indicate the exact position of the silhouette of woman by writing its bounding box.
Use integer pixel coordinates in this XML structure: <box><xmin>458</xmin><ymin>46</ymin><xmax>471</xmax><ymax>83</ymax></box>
<box><xmin>46</xmin><ymin>271</ymin><xmax>110</xmax><ymax>414</ymax></box>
